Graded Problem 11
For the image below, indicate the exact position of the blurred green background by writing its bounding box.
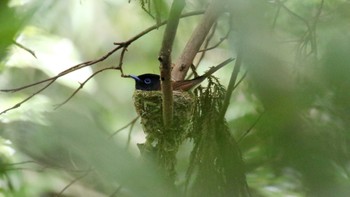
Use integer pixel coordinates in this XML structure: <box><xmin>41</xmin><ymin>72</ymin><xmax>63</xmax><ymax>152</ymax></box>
<box><xmin>1</xmin><ymin>0</ymin><xmax>350</xmax><ymax>196</ymax></box>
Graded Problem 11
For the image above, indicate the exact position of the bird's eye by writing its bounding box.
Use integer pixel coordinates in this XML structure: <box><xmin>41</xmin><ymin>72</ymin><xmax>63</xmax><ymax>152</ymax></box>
<box><xmin>144</xmin><ymin>78</ymin><xmax>152</xmax><ymax>84</ymax></box>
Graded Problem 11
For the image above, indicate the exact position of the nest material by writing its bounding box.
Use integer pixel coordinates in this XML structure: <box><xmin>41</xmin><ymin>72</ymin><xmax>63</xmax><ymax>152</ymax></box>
<box><xmin>133</xmin><ymin>90</ymin><xmax>194</xmax><ymax>137</ymax></box>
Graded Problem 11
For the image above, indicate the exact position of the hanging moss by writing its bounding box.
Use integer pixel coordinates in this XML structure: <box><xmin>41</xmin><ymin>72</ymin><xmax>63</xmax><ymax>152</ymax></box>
<box><xmin>186</xmin><ymin>77</ymin><xmax>250</xmax><ymax>197</ymax></box>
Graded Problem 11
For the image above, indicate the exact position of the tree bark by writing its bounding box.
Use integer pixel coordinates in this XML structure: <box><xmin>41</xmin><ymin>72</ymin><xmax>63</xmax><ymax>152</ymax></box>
<box><xmin>172</xmin><ymin>1</ymin><xmax>225</xmax><ymax>81</ymax></box>
<box><xmin>159</xmin><ymin>0</ymin><xmax>185</xmax><ymax>127</ymax></box>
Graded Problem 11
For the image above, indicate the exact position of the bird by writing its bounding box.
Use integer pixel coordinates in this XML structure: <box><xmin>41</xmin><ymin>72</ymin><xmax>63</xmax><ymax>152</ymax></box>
<box><xmin>130</xmin><ymin>58</ymin><xmax>233</xmax><ymax>91</ymax></box>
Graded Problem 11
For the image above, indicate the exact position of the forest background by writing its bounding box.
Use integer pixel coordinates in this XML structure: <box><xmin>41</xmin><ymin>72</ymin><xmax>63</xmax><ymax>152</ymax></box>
<box><xmin>1</xmin><ymin>0</ymin><xmax>350</xmax><ymax>196</ymax></box>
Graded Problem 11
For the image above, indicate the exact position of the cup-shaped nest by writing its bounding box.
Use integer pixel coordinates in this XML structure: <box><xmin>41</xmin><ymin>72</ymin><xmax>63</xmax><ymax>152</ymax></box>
<box><xmin>133</xmin><ymin>90</ymin><xmax>194</xmax><ymax>138</ymax></box>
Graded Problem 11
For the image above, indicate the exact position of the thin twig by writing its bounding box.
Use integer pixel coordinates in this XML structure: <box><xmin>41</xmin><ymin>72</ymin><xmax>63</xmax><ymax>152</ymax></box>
<box><xmin>276</xmin><ymin>0</ymin><xmax>315</xmax><ymax>58</ymax></box>
<box><xmin>1</xmin><ymin>45</ymin><xmax>123</xmax><ymax>93</ymax></box>
<box><xmin>277</xmin><ymin>0</ymin><xmax>310</xmax><ymax>29</ymax></box>
<box><xmin>197</xmin><ymin>22</ymin><xmax>217</xmax><ymax>61</ymax></box>
<box><xmin>56</xmin><ymin>170</ymin><xmax>92</xmax><ymax>197</ymax></box>
<box><xmin>184</xmin><ymin>22</ymin><xmax>218</xmax><ymax>81</ymax></box>
<box><xmin>114</xmin><ymin>10</ymin><xmax>204</xmax><ymax>45</ymax></box>
<box><xmin>1</xmin><ymin>74</ymin><xmax>59</xmax><ymax>93</ymax></box>
<box><xmin>2</xmin><ymin>160</ymin><xmax>41</xmax><ymax>172</ymax></box>
<box><xmin>229</xmin><ymin>70</ymin><xmax>247</xmax><ymax>92</ymax></box>
<box><xmin>13</xmin><ymin>40</ymin><xmax>37</xmax><ymax>58</ymax></box>
<box><xmin>271</xmin><ymin>4</ymin><xmax>281</xmax><ymax>29</ymax></box>
<box><xmin>54</xmin><ymin>67</ymin><xmax>121</xmax><ymax>109</ymax></box>
<box><xmin>279</xmin><ymin>0</ymin><xmax>323</xmax><ymax>59</ymax></box>
<box><xmin>197</xmin><ymin>36</ymin><xmax>227</xmax><ymax>53</ymax></box>
<box><xmin>188</xmin><ymin>19</ymin><xmax>232</xmax><ymax>80</ymax></box>
<box><xmin>109</xmin><ymin>116</ymin><xmax>140</xmax><ymax>138</ymax></box>
<box><xmin>125</xmin><ymin>119</ymin><xmax>136</xmax><ymax>149</ymax></box>
<box><xmin>309</xmin><ymin>0</ymin><xmax>324</xmax><ymax>57</ymax></box>
<box><xmin>0</xmin><ymin>80</ymin><xmax>55</xmax><ymax>115</ymax></box>
<box><xmin>0</xmin><ymin>45</ymin><xmax>121</xmax><ymax>114</ymax></box>
<box><xmin>118</xmin><ymin>46</ymin><xmax>129</xmax><ymax>75</ymax></box>
<box><xmin>312</xmin><ymin>0</ymin><xmax>324</xmax><ymax>29</ymax></box>
<box><xmin>219</xmin><ymin>50</ymin><xmax>242</xmax><ymax>120</ymax></box>
<box><xmin>197</xmin><ymin>26</ymin><xmax>231</xmax><ymax>53</ymax></box>
<box><xmin>238</xmin><ymin>111</ymin><xmax>265</xmax><ymax>143</ymax></box>
<box><xmin>189</xmin><ymin>64</ymin><xmax>199</xmax><ymax>78</ymax></box>
<box><xmin>186</xmin><ymin>22</ymin><xmax>218</xmax><ymax>80</ymax></box>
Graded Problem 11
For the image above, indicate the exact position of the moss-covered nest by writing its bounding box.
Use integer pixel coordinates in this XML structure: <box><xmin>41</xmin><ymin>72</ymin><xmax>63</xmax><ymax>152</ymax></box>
<box><xmin>133</xmin><ymin>90</ymin><xmax>194</xmax><ymax>137</ymax></box>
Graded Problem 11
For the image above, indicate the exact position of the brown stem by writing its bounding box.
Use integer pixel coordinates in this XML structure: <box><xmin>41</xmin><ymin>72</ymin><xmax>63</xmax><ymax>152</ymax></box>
<box><xmin>0</xmin><ymin>80</ymin><xmax>56</xmax><ymax>115</ymax></box>
<box><xmin>13</xmin><ymin>40</ymin><xmax>37</xmax><ymax>58</ymax></box>
<box><xmin>54</xmin><ymin>67</ymin><xmax>121</xmax><ymax>109</ymax></box>
<box><xmin>172</xmin><ymin>1</ymin><xmax>225</xmax><ymax>81</ymax></box>
<box><xmin>159</xmin><ymin>0</ymin><xmax>185</xmax><ymax>127</ymax></box>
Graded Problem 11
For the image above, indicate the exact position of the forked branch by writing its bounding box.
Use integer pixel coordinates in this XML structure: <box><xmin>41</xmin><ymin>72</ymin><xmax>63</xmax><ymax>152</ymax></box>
<box><xmin>173</xmin><ymin>1</ymin><xmax>226</xmax><ymax>81</ymax></box>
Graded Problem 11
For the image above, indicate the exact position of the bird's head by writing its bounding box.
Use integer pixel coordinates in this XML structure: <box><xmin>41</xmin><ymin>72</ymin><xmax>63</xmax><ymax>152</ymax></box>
<box><xmin>130</xmin><ymin>74</ymin><xmax>161</xmax><ymax>91</ymax></box>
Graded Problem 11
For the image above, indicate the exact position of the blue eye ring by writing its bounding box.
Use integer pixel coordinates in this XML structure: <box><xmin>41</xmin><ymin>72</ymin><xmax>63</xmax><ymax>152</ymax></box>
<box><xmin>144</xmin><ymin>78</ymin><xmax>152</xmax><ymax>84</ymax></box>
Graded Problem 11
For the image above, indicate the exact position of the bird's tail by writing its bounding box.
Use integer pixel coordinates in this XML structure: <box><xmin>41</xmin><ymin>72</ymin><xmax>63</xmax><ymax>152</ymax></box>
<box><xmin>172</xmin><ymin>58</ymin><xmax>234</xmax><ymax>91</ymax></box>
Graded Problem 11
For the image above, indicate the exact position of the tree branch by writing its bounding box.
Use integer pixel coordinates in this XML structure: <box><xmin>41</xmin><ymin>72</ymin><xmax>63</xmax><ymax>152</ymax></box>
<box><xmin>194</xmin><ymin>22</ymin><xmax>218</xmax><ymax>70</ymax></box>
<box><xmin>13</xmin><ymin>40</ymin><xmax>37</xmax><ymax>58</ymax></box>
<box><xmin>158</xmin><ymin>0</ymin><xmax>185</xmax><ymax>127</ymax></box>
<box><xmin>54</xmin><ymin>66</ymin><xmax>121</xmax><ymax>109</ymax></box>
<box><xmin>0</xmin><ymin>79</ymin><xmax>56</xmax><ymax>115</ymax></box>
<box><xmin>57</xmin><ymin>170</ymin><xmax>91</xmax><ymax>196</ymax></box>
<box><xmin>0</xmin><ymin>45</ymin><xmax>124</xmax><ymax>115</ymax></box>
<box><xmin>219</xmin><ymin>50</ymin><xmax>242</xmax><ymax>120</ymax></box>
<box><xmin>109</xmin><ymin>116</ymin><xmax>139</xmax><ymax>138</ymax></box>
<box><xmin>173</xmin><ymin>1</ymin><xmax>225</xmax><ymax>81</ymax></box>
<box><xmin>1</xmin><ymin>45</ymin><xmax>124</xmax><ymax>93</ymax></box>
<box><xmin>197</xmin><ymin>27</ymin><xmax>231</xmax><ymax>53</ymax></box>
<box><xmin>238</xmin><ymin>111</ymin><xmax>264</xmax><ymax>143</ymax></box>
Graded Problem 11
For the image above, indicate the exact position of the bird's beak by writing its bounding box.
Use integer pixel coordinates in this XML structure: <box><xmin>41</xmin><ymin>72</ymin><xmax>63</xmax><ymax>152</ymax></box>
<box><xmin>129</xmin><ymin>75</ymin><xmax>142</xmax><ymax>82</ymax></box>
